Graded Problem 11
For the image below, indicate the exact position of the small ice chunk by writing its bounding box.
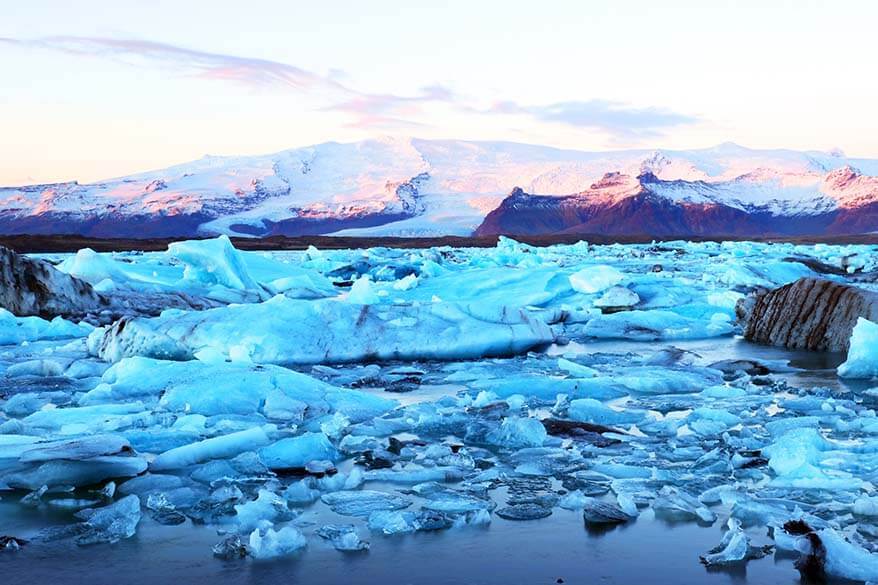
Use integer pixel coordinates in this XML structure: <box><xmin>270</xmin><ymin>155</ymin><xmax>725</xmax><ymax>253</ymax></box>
<box><xmin>248</xmin><ymin>526</ymin><xmax>307</xmax><ymax>559</ymax></box>
<box><xmin>75</xmin><ymin>495</ymin><xmax>142</xmax><ymax>545</ymax></box>
<box><xmin>321</xmin><ymin>490</ymin><xmax>411</xmax><ymax>517</ymax></box>
<box><xmin>347</xmin><ymin>276</ymin><xmax>380</xmax><ymax>304</ymax></box>
<box><xmin>151</xmin><ymin>427</ymin><xmax>271</xmax><ymax>471</ymax></box>
<box><xmin>569</xmin><ymin>265</ymin><xmax>624</xmax><ymax>294</ymax></box>
<box><xmin>583</xmin><ymin>309</ymin><xmax>733</xmax><ymax>341</ymax></box>
<box><xmin>558</xmin><ymin>490</ymin><xmax>588</xmax><ymax>510</ymax></box>
<box><xmin>18</xmin><ymin>434</ymin><xmax>131</xmax><ymax>463</ymax></box>
<box><xmin>258</xmin><ymin>433</ymin><xmax>339</xmax><ymax>470</ymax></box>
<box><xmin>557</xmin><ymin>358</ymin><xmax>598</xmax><ymax>378</ymax></box>
<box><xmin>6</xmin><ymin>359</ymin><xmax>65</xmax><ymax>378</ymax></box>
<box><xmin>854</xmin><ymin>496</ymin><xmax>878</xmax><ymax>517</ymax></box>
<box><xmin>568</xmin><ymin>398</ymin><xmax>644</xmax><ymax>426</ymax></box>
<box><xmin>234</xmin><ymin>489</ymin><xmax>296</xmax><ymax>531</ymax></box>
<box><xmin>167</xmin><ymin>235</ymin><xmax>263</xmax><ymax>293</ymax></box>
<box><xmin>316</xmin><ymin>524</ymin><xmax>370</xmax><ymax>551</ymax></box>
<box><xmin>393</xmin><ymin>274</ymin><xmax>418</xmax><ymax>291</ymax></box>
<box><xmin>700</xmin><ymin>518</ymin><xmax>750</xmax><ymax>566</ymax></box>
<box><xmin>582</xmin><ymin>498</ymin><xmax>633</xmax><ymax>525</ymax></box>
<box><xmin>818</xmin><ymin>528</ymin><xmax>878</xmax><ymax>582</ymax></box>
<box><xmin>838</xmin><ymin>318</ymin><xmax>878</xmax><ymax>379</ymax></box>
<box><xmin>485</xmin><ymin>417</ymin><xmax>547</xmax><ymax>449</ymax></box>
<box><xmin>593</xmin><ymin>286</ymin><xmax>639</xmax><ymax>309</ymax></box>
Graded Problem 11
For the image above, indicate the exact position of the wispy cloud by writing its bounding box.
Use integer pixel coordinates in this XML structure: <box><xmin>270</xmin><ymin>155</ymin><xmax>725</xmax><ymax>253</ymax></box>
<box><xmin>0</xmin><ymin>35</ymin><xmax>344</xmax><ymax>92</ymax></box>
<box><xmin>325</xmin><ymin>85</ymin><xmax>456</xmax><ymax>128</ymax></box>
<box><xmin>489</xmin><ymin>99</ymin><xmax>697</xmax><ymax>139</ymax></box>
<box><xmin>1</xmin><ymin>35</ymin><xmax>698</xmax><ymax>139</ymax></box>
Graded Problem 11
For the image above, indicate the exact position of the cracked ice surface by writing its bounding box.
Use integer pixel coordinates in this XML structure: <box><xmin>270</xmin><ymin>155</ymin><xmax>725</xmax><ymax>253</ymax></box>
<box><xmin>3</xmin><ymin>236</ymin><xmax>878</xmax><ymax>582</ymax></box>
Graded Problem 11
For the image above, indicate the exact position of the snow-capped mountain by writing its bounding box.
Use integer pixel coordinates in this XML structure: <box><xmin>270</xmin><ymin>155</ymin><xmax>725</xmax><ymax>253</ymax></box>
<box><xmin>2</xmin><ymin>138</ymin><xmax>877</xmax><ymax>238</ymax></box>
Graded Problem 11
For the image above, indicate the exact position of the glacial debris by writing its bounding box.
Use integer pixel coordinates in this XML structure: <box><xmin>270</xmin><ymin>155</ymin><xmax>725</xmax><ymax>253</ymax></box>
<box><xmin>737</xmin><ymin>277</ymin><xmax>878</xmax><ymax>351</ymax></box>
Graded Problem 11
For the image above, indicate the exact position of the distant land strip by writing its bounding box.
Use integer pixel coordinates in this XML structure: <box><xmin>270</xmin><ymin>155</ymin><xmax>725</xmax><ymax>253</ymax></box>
<box><xmin>2</xmin><ymin>233</ymin><xmax>878</xmax><ymax>254</ymax></box>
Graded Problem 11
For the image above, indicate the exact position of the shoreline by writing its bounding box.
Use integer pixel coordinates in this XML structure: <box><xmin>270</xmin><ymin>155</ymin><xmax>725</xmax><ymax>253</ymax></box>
<box><xmin>2</xmin><ymin>232</ymin><xmax>878</xmax><ymax>253</ymax></box>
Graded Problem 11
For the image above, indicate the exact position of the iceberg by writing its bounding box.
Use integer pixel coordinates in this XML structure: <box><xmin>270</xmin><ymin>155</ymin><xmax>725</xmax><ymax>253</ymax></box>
<box><xmin>581</xmin><ymin>309</ymin><xmax>733</xmax><ymax>341</ymax></box>
<box><xmin>248</xmin><ymin>526</ymin><xmax>307</xmax><ymax>559</ymax></box>
<box><xmin>569</xmin><ymin>265</ymin><xmax>625</xmax><ymax>294</ymax></box>
<box><xmin>92</xmin><ymin>297</ymin><xmax>555</xmax><ymax>365</ymax></box>
<box><xmin>321</xmin><ymin>490</ymin><xmax>411</xmax><ymax>517</ymax></box>
<box><xmin>0</xmin><ymin>309</ymin><xmax>92</xmax><ymax>345</ymax></box>
<box><xmin>837</xmin><ymin>318</ymin><xmax>878</xmax><ymax>379</ymax></box>
<box><xmin>699</xmin><ymin>518</ymin><xmax>750</xmax><ymax>566</ymax></box>
<box><xmin>485</xmin><ymin>417</ymin><xmax>547</xmax><ymax>449</ymax></box>
<box><xmin>74</xmin><ymin>495</ymin><xmax>142</xmax><ymax>545</ymax></box>
<box><xmin>258</xmin><ymin>432</ymin><xmax>339</xmax><ymax>470</ymax></box>
<box><xmin>167</xmin><ymin>235</ymin><xmax>266</xmax><ymax>295</ymax></box>
<box><xmin>151</xmin><ymin>427</ymin><xmax>271</xmax><ymax>471</ymax></box>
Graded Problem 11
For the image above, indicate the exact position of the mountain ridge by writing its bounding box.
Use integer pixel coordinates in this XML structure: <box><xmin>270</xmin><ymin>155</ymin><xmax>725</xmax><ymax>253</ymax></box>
<box><xmin>2</xmin><ymin>137</ymin><xmax>877</xmax><ymax>238</ymax></box>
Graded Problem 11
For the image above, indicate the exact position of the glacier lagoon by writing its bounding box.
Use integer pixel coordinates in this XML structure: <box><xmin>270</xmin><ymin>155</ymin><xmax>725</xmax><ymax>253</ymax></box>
<box><xmin>2</xmin><ymin>236</ymin><xmax>878</xmax><ymax>584</ymax></box>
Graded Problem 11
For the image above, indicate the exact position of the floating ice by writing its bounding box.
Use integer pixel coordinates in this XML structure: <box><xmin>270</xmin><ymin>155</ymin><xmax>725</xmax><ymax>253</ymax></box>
<box><xmin>568</xmin><ymin>399</ymin><xmax>645</xmax><ymax>426</ymax></box>
<box><xmin>581</xmin><ymin>309</ymin><xmax>733</xmax><ymax>341</ymax></box>
<box><xmin>569</xmin><ymin>265</ymin><xmax>625</xmax><ymax>294</ymax></box>
<box><xmin>699</xmin><ymin>518</ymin><xmax>749</xmax><ymax>566</ymax></box>
<box><xmin>258</xmin><ymin>433</ymin><xmax>339</xmax><ymax>470</ymax></box>
<box><xmin>593</xmin><ymin>286</ymin><xmax>640</xmax><ymax>310</ymax></box>
<box><xmin>837</xmin><ymin>318</ymin><xmax>878</xmax><ymax>379</ymax></box>
<box><xmin>316</xmin><ymin>524</ymin><xmax>370</xmax><ymax>551</ymax></box>
<box><xmin>234</xmin><ymin>489</ymin><xmax>296</xmax><ymax>531</ymax></box>
<box><xmin>486</xmin><ymin>417</ymin><xmax>547</xmax><ymax>449</ymax></box>
<box><xmin>151</xmin><ymin>427</ymin><xmax>271</xmax><ymax>471</ymax></box>
<box><xmin>92</xmin><ymin>297</ymin><xmax>555</xmax><ymax>365</ymax></box>
<box><xmin>321</xmin><ymin>490</ymin><xmax>411</xmax><ymax>517</ymax></box>
<box><xmin>346</xmin><ymin>275</ymin><xmax>379</xmax><ymax>304</ymax></box>
<box><xmin>248</xmin><ymin>526</ymin><xmax>307</xmax><ymax>559</ymax></box>
<box><xmin>5</xmin><ymin>237</ymin><xmax>878</xmax><ymax>576</ymax></box>
<box><xmin>0</xmin><ymin>309</ymin><xmax>91</xmax><ymax>345</ymax></box>
<box><xmin>818</xmin><ymin>528</ymin><xmax>878</xmax><ymax>582</ymax></box>
<box><xmin>74</xmin><ymin>495</ymin><xmax>142</xmax><ymax>545</ymax></box>
<box><xmin>167</xmin><ymin>235</ymin><xmax>265</xmax><ymax>294</ymax></box>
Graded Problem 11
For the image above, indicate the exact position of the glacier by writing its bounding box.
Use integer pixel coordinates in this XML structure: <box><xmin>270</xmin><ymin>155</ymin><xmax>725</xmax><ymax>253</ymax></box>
<box><xmin>3</xmin><ymin>236</ymin><xmax>878</xmax><ymax>583</ymax></box>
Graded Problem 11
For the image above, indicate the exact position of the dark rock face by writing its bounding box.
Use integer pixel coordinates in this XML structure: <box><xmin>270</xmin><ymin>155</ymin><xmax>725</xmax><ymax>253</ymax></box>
<box><xmin>737</xmin><ymin>277</ymin><xmax>878</xmax><ymax>352</ymax></box>
<box><xmin>474</xmin><ymin>190</ymin><xmax>866</xmax><ymax>238</ymax></box>
<box><xmin>0</xmin><ymin>245</ymin><xmax>221</xmax><ymax>322</ymax></box>
<box><xmin>0</xmin><ymin>245</ymin><xmax>108</xmax><ymax>318</ymax></box>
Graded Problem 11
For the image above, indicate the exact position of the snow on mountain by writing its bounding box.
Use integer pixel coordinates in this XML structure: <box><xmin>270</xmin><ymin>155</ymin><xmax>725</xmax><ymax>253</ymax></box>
<box><xmin>1</xmin><ymin>138</ymin><xmax>877</xmax><ymax>238</ymax></box>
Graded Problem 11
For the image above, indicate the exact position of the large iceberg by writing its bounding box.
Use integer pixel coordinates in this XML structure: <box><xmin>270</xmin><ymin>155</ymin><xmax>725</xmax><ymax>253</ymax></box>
<box><xmin>90</xmin><ymin>297</ymin><xmax>555</xmax><ymax>365</ymax></box>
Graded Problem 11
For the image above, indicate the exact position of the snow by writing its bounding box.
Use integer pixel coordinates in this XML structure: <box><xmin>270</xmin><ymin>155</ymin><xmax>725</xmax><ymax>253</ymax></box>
<box><xmin>837</xmin><ymin>318</ymin><xmax>878</xmax><ymax>379</ymax></box>
<box><xmin>5</xmin><ymin>139</ymin><xmax>878</xmax><ymax>237</ymax></box>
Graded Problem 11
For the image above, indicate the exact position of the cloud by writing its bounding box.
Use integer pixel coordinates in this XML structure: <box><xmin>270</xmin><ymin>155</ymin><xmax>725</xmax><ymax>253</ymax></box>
<box><xmin>325</xmin><ymin>85</ymin><xmax>456</xmax><ymax>128</ymax></box>
<box><xmin>0</xmin><ymin>35</ymin><xmax>450</xmax><ymax>129</ymax></box>
<box><xmin>1</xmin><ymin>36</ymin><xmax>698</xmax><ymax>139</ymax></box>
<box><xmin>488</xmin><ymin>99</ymin><xmax>697</xmax><ymax>139</ymax></box>
<box><xmin>0</xmin><ymin>35</ymin><xmax>343</xmax><ymax>92</ymax></box>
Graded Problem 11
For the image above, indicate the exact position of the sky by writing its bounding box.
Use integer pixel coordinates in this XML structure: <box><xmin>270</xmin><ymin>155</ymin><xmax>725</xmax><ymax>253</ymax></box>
<box><xmin>2</xmin><ymin>0</ymin><xmax>877</xmax><ymax>185</ymax></box>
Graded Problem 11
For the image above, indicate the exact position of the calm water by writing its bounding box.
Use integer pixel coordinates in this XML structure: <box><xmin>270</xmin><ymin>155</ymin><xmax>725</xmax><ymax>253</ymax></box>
<box><xmin>1</xmin><ymin>501</ymin><xmax>803</xmax><ymax>585</ymax></box>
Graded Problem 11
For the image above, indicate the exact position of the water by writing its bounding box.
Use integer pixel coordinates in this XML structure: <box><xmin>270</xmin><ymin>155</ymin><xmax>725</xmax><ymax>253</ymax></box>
<box><xmin>1</xmin><ymin>501</ymin><xmax>801</xmax><ymax>585</ymax></box>
<box><xmin>1</xmin><ymin>335</ymin><xmax>857</xmax><ymax>585</ymax></box>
